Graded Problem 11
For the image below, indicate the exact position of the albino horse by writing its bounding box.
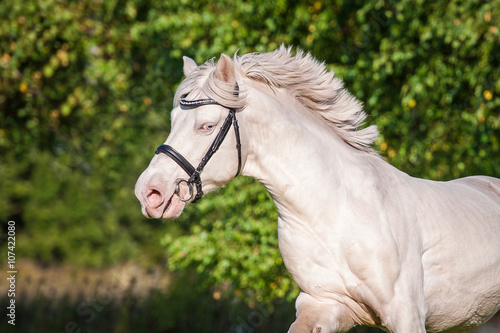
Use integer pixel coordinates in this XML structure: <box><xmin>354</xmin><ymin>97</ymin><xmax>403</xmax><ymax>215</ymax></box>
<box><xmin>135</xmin><ymin>47</ymin><xmax>500</xmax><ymax>333</ymax></box>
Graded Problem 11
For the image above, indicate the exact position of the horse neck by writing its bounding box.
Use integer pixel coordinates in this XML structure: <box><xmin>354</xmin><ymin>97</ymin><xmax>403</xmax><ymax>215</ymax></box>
<box><xmin>241</xmin><ymin>86</ymin><xmax>383</xmax><ymax>224</ymax></box>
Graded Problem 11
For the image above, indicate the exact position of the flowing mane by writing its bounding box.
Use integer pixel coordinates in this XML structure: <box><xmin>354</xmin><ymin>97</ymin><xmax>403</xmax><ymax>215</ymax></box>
<box><xmin>175</xmin><ymin>46</ymin><xmax>379</xmax><ymax>153</ymax></box>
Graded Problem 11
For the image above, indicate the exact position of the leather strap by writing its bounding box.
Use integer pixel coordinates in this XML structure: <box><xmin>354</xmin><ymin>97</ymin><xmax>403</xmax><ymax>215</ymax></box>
<box><xmin>155</xmin><ymin>145</ymin><xmax>196</xmax><ymax>176</ymax></box>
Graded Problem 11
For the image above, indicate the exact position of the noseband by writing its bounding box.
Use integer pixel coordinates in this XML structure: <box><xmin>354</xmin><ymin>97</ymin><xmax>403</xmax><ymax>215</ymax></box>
<box><xmin>155</xmin><ymin>87</ymin><xmax>242</xmax><ymax>203</ymax></box>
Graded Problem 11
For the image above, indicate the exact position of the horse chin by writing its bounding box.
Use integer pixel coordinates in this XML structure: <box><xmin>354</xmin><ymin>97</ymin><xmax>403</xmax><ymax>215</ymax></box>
<box><xmin>161</xmin><ymin>192</ymin><xmax>186</xmax><ymax>219</ymax></box>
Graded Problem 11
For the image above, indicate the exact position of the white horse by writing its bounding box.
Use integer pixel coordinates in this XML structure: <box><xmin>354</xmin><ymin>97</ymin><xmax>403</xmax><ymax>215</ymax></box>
<box><xmin>135</xmin><ymin>46</ymin><xmax>500</xmax><ymax>333</ymax></box>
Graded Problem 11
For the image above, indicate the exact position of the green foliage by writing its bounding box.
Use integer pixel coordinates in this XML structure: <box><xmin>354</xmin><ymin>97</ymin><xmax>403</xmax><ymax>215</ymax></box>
<box><xmin>0</xmin><ymin>0</ymin><xmax>499</xmax><ymax>325</ymax></box>
<box><xmin>164</xmin><ymin>177</ymin><xmax>299</xmax><ymax>303</ymax></box>
<box><xmin>337</xmin><ymin>0</ymin><xmax>500</xmax><ymax>179</ymax></box>
<box><xmin>0</xmin><ymin>0</ymin><xmax>181</xmax><ymax>267</ymax></box>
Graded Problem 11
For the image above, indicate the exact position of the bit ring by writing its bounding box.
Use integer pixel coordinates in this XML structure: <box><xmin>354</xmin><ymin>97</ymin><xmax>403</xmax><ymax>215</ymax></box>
<box><xmin>175</xmin><ymin>179</ymin><xmax>194</xmax><ymax>202</ymax></box>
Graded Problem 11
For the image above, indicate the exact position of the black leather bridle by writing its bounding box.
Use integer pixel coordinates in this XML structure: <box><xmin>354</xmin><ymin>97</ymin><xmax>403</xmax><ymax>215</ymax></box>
<box><xmin>155</xmin><ymin>86</ymin><xmax>242</xmax><ymax>203</ymax></box>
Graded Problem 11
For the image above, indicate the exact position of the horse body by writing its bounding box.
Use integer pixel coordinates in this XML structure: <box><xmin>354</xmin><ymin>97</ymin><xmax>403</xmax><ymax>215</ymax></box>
<box><xmin>243</xmin><ymin>83</ymin><xmax>500</xmax><ymax>332</ymax></box>
<box><xmin>135</xmin><ymin>47</ymin><xmax>500</xmax><ymax>332</ymax></box>
<box><xmin>415</xmin><ymin>176</ymin><xmax>500</xmax><ymax>332</ymax></box>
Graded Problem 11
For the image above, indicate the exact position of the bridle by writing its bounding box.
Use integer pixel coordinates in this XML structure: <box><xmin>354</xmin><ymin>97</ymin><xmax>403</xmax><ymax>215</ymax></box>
<box><xmin>155</xmin><ymin>85</ymin><xmax>242</xmax><ymax>203</ymax></box>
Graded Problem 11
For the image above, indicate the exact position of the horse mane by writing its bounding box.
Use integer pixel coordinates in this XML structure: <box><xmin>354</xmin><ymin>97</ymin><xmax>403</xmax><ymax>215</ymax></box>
<box><xmin>175</xmin><ymin>46</ymin><xmax>379</xmax><ymax>154</ymax></box>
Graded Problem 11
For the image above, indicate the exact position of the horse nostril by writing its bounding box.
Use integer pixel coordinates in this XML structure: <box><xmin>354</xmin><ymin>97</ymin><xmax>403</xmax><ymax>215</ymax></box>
<box><xmin>146</xmin><ymin>188</ymin><xmax>164</xmax><ymax>208</ymax></box>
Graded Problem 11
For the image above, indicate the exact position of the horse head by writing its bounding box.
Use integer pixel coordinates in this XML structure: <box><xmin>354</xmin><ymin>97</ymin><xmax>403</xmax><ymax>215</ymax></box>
<box><xmin>135</xmin><ymin>54</ymin><xmax>245</xmax><ymax>219</ymax></box>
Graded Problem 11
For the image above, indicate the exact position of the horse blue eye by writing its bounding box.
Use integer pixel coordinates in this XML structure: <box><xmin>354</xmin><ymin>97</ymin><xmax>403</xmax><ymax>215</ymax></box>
<box><xmin>201</xmin><ymin>124</ymin><xmax>214</xmax><ymax>131</ymax></box>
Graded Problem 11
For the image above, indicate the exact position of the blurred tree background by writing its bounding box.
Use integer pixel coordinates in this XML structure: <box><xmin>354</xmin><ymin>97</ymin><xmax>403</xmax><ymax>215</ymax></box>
<box><xmin>0</xmin><ymin>0</ymin><xmax>498</xmax><ymax>332</ymax></box>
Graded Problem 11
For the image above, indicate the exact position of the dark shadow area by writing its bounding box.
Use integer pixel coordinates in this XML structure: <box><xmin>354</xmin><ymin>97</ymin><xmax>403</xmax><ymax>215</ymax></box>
<box><xmin>0</xmin><ymin>261</ymin><xmax>386</xmax><ymax>333</ymax></box>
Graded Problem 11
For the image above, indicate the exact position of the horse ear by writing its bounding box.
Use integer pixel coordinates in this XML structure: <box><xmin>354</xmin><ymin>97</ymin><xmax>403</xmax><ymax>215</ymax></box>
<box><xmin>215</xmin><ymin>54</ymin><xmax>235</xmax><ymax>84</ymax></box>
<box><xmin>183</xmin><ymin>56</ymin><xmax>198</xmax><ymax>77</ymax></box>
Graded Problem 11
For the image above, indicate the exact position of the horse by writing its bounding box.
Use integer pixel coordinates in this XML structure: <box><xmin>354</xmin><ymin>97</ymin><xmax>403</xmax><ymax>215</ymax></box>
<box><xmin>135</xmin><ymin>46</ymin><xmax>500</xmax><ymax>333</ymax></box>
